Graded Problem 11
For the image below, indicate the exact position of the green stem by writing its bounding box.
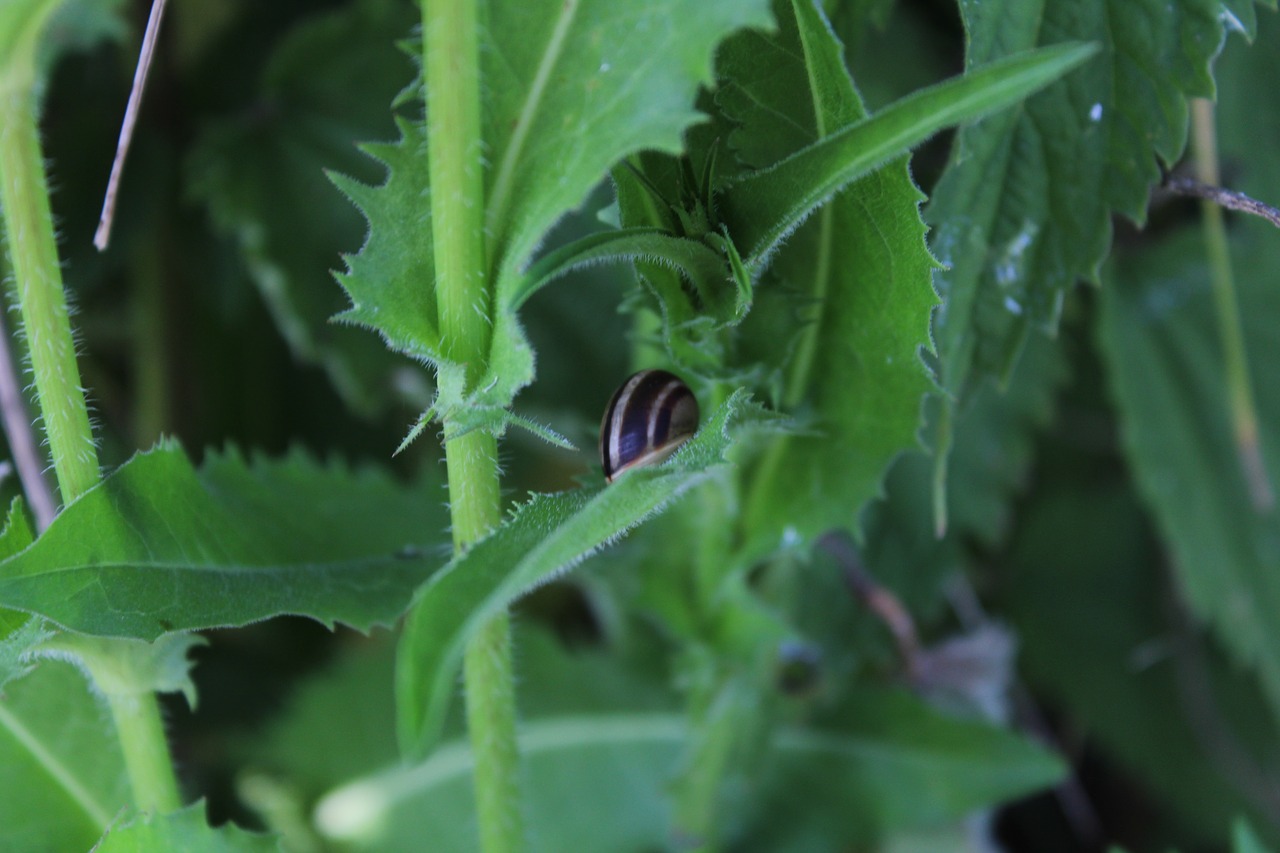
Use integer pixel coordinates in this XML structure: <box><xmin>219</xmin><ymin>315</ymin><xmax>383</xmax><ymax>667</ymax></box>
<box><xmin>0</xmin><ymin>87</ymin><xmax>99</xmax><ymax>505</ymax></box>
<box><xmin>0</xmin><ymin>58</ymin><xmax>180</xmax><ymax>815</ymax></box>
<box><xmin>1189</xmin><ymin>99</ymin><xmax>1274</xmax><ymax>510</ymax></box>
<box><xmin>422</xmin><ymin>1</ymin><xmax>525</xmax><ymax>850</ymax></box>
<box><xmin>103</xmin><ymin>690</ymin><xmax>181</xmax><ymax>814</ymax></box>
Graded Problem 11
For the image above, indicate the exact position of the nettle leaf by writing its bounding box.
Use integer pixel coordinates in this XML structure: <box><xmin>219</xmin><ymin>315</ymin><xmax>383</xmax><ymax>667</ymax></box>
<box><xmin>0</xmin><ymin>443</ymin><xmax>449</xmax><ymax>640</ymax></box>
<box><xmin>0</xmin><ymin>662</ymin><xmax>128</xmax><ymax>852</ymax></box>
<box><xmin>928</xmin><ymin>0</ymin><xmax>1274</xmax><ymax>402</ymax></box>
<box><xmin>396</xmin><ymin>392</ymin><xmax>757</xmax><ymax>756</ymax></box>
<box><xmin>1100</xmin><ymin>226</ymin><xmax>1280</xmax><ymax>715</ymax></box>
<box><xmin>337</xmin><ymin>0</ymin><xmax>774</xmax><ymax>426</ymax></box>
<box><xmin>1103</xmin><ymin>227</ymin><xmax>1280</xmax><ymax>714</ymax></box>
<box><xmin>188</xmin><ymin>0</ymin><xmax>417</xmax><ymax>416</ymax></box>
<box><xmin>942</xmin><ymin>332</ymin><xmax>1069</xmax><ymax>544</ymax></box>
<box><xmin>715</xmin><ymin>0</ymin><xmax>937</xmax><ymax>549</ymax></box>
<box><xmin>93</xmin><ymin>802</ymin><xmax>279</xmax><ymax>852</ymax></box>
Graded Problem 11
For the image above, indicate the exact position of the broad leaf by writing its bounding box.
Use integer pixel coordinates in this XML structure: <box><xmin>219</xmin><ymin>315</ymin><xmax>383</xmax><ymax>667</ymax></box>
<box><xmin>1101</xmin><ymin>14</ymin><xmax>1280</xmax><ymax>710</ymax></box>
<box><xmin>319</xmin><ymin>692</ymin><xmax>1060</xmax><ymax>852</ymax></box>
<box><xmin>928</xmin><ymin>0</ymin><xmax>1275</xmax><ymax>401</ymax></box>
<box><xmin>337</xmin><ymin>0</ymin><xmax>773</xmax><ymax>429</ymax></box>
<box><xmin>718</xmin><ymin>40</ymin><xmax>1099</xmax><ymax>267</ymax></box>
<box><xmin>0</xmin><ymin>662</ymin><xmax>127</xmax><ymax>852</ymax></box>
<box><xmin>1003</xmin><ymin>474</ymin><xmax>1280</xmax><ymax>842</ymax></box>
<box><xmin>396</xmin><ymin>392</ymin><xmax>757</xmax><ymax>756</ymax></box>
<box><xmin>0</xmin><ymin>443</ymin><xmax>449</xmax><ymax>640</ymax></box>
<box><xmin>742</xmin><ymin>689</ymin><xmax>1064</xmax><ymax>849</ymax></box>
<box><xmin>188</xmin><ymin>0</ymin><xmax>417</xmax><ymax>416</ymax></box>
<box><xmin>717</xmin><ymin>0</ymin><xmax>937</xmax><ymax>550</ymax></box>
<box><xmin>93</xmin><ymin>802</ymin><xmax>279</xmax><ymax>852</ymax></box>
<box><xmin>1100</xmin><ymin>226</ymin><xmax>1280</xmax><ymax>715</ymax></box>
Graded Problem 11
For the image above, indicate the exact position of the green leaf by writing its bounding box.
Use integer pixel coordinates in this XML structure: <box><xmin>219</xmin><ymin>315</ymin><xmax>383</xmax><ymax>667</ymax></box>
<box><xmin>318</xmin><ymin>715</ymin><xmax>687</xmax><ymax>852</ymax></box>
<box><xmin>942</xmin><ymin>332</ymin><xmax>1069</xmax><ymax>544</ymax></box>
<box><xmin>514</xmin><ymin>228</ymin><xmax>733</xmax><ymax>319</ymax></box>
<box><xmin>317</xmin><ymin>692</ymin><xmax>1060</xmax><ymax>851</ymax></box>
<box><xmin>928</xmin><ymin>0</ymin><xmax>1273</xmax><ymax>403</ymax></box>
<box><xmin>187</xmin><ymin>0</ymin><xmax>418</xmax><ymax>416</ymax></box>
<box><xmin>1003</xmin><ymin>469</ymin><xmax>1280</xmax><ymax>842</ymax></box>
<box><xmin>0</xmin><ymin>617</ymin><xmax>50</xmax><ymax>690</ymax></box>
<box><xmin>93</xmin><ymin>802</ymin><xmax>279</xmax><ymax>852</ymax></box>
<box><xmin>395</xmin><ymin>391</ymin><xmax>757</xmax><ymax>756</ymax></box>
<box><xmin>0</xmin><ymin>496</ymin><xmax>37</xmax><ymax>638</ymax></box>
<box><xmin>0</xmin><ymin>443</ymin><xmax>449</xmax><ymax>640</ymax></box>
<box><xmin>0</xmin><ymin>662</ymin><xmax>128</xmax><ymax>851</ymax></box>
<box><xmin>718</xmin><ymin>40</ymin><xmax>1099</xmax><ymax>267</ymax></box>
<box><xmin>723</xmin><ymin>0</ymin><xmax>937</xmax><ymax>549</ymax></box>
<box><xmin>337</xmin><ymin>0</ymin><xmax>774</xmax><ymax>423</ymax></box>
<box><xmin>38</xmin><ymin>633</ymin><xmax>205</xmax><ymax>707</ymax></box>
<box><xmin>742</xmin><ymin>689</ymin><xmax>1064</xmax><ymax>849</ymax></box>
<box><xmin>1100</xmin><ymin>226</ymin><xmax>1280</xmax><ymax>716</ymax></box>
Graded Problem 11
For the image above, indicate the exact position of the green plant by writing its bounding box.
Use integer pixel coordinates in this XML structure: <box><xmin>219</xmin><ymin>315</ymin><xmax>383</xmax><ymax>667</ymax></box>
<box><xmin>1</xmin><ymin>0</ymin><xmax>1278</xmax><ymax>851</ymax></box>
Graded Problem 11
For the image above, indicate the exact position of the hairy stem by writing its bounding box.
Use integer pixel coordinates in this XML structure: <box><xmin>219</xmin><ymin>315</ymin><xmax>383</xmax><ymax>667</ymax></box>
<box><xmin>421</xmin><ymin>1</ymin><xmax>525</xmax><ymax>850</ymax></box>
<box><xmin>0</xmin><ymin>88</ymin><xmax>99</xmax><ymax>505</ymax></box>
<box><xmin>0</xmin><ymin>55</ymin><xmax>180</xmax><ymax>815</ymax></box>
<box><xmin>1189</xmin><ymin>99</ymin><xmax>1273</xmax><ymax>510</ymax></box>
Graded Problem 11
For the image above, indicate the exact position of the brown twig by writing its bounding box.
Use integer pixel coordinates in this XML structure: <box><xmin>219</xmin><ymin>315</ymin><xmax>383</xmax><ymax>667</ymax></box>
<box><xmin>94</xmin><ymin>0</ymin><xmax>168</xmax><ymax>252</ymax></box>
<box><xmin>1163</xmin><ymin>174</ymin><xmax>1280</xmax><ymax>231</ymax></box>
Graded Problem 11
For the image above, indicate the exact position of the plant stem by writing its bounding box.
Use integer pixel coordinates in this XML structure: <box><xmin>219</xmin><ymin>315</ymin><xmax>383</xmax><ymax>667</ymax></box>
<box><xmin>0</xmin><ymin>65</ymin><xmax>181</xmax><ymax>814</ymax></box>
<box><xmin>422</xmin><ymin>1</ymin><xmax>525</xmax><ymax>850</ymax></box>
<box><xmin>0</xmin><ymin>88</ymin><xmax>99</xmax><ymax>505</ymax></box>
<box><xmin>1189</xmin><ymin>99</ymin><xmax>1274</xmax><ymax>510</ymax></box>
<box><xmin>103</xmin><ymin>691</ymin><xmax>181</xmax><ymax>814</ymax></box>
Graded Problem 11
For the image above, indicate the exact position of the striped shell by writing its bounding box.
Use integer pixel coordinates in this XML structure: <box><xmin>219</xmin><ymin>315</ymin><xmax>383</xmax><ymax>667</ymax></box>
<box><xmin>599</xmin><ymin>370</ymin><xmax>699</xmax><ymax>483</ymax></box>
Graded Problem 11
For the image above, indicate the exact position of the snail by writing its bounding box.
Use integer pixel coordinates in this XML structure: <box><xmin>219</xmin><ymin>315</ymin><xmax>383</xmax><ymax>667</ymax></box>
<box><xmin>599</xmin><ymin>370</ymin><xmax>700</xmax><ymax>482</ymax></box>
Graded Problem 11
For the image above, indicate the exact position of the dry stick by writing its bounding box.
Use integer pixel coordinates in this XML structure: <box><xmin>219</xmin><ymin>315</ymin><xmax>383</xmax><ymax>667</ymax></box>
<box><xmin>93</xmin><ymin>0</ymin><xmax>168</xmax><ymax>252</ymax></box>
<box><xmin>0</xmin><ymin>310</ymin><xmax>55</xmax><ymax>530</ymax></box>
<box><xmin>1163</xmin><ymin>175</ymin><xmax>1280</xmax><ymax>230</ymax></box>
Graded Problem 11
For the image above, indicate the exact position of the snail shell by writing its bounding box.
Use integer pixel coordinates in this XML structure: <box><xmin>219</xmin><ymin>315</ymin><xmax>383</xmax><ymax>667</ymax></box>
<box><xmin>599</xmin><ymin>370</ymin><xmax>700</xmax><ymax>482</ymax></box>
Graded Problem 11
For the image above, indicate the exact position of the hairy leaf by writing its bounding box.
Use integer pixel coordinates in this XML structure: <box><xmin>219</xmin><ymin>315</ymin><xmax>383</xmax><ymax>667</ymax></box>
<box><xmin>720</xmin><ymin>0</ymin><xmax>937</xmax><ymax>550</ymax></box>
<box><xmin>0</xmin><ymin>497</ymin><xmax>36</xmax><ymax>639</ymax></box>
<box><xmin>719</xmin><ymin>40</ymin><xmax>1099</xmax><ymax>267</ymax></box>
<box><xmin>395</xmin><ymin>392</ymin><xmax>757</xmax><ymax>756</ymax></box>
<box><xmin>0</xmin><ymin>444</ymin><xmax>449</xmax><ymax>640</ymax></box>
<box><xmin>929</xmin><ymin>0</ymin><xmax>1275</xmax><ymax>401</ymax></box>
<box><xmin>337</xmin><ymin>0</ymin><xmax>773</xmax><ymax>427</ymax></box>
<box><xmin>1103</xmin><ymin>3</ymin><xmax>1280</xmax><ymax>712</ymax></box>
